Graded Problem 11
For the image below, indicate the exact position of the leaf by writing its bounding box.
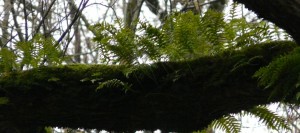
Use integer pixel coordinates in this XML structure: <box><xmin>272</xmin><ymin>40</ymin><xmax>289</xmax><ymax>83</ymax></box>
<box><xmin>96</xmin><ymin>79</ymin><xmax>132</xmax><ymax>93</ymax></box>
<box><xmin>245</xmin><ymin>106</ymin><xmax>290</xmax><ymax>131</ymax></box>
<box><xmin>0</xmin><ymin>48</ymin><xmax>18</xmax><ymax>72</ymax></box>
<box><xmin>254</xmin><ymin>47</ymin><xmax>300</xmax><ymax>100</ymax></box>
<box><xmin>210</xmin><ymin>115</ymin><xmax>241</xmax><ymax>133</ymax></box>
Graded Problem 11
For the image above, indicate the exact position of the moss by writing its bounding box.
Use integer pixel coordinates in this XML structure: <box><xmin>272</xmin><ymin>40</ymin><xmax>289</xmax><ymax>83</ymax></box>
<box><xmin>0</xmin><ymin>41</ymin><xmax>297</xmax><ymax>132</ymax></box>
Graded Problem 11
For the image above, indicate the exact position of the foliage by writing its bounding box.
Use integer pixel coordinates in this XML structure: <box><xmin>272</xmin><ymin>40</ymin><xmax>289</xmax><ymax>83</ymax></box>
<box><xmin>198</xmin><ymin>105</ymin><xmax>290</xmax><ymax>133</ymax></box>
<box><xmin>96</xmin><ymin>79</ymin><xmax>132</xmax><ymax>93</ymax></box>
<box><xmin>0</xmin><ymin>34</ymin><xmax>62</xmax><ymax>73</ymax></box>
<box><xmin>245</xmin><ymin>106</ymin><xmax>290</xmax><ymax>131</ymax></box>
<box><xmin>0</xmin><ymin>48</ymin><xmax>17</xmax><ymax>73</ymax></box>
<box><xmin>91</xmin><ymin>6</ymin><xmax>277</xmax><ymax>64</ymax></box>
<box><xmin>205</xmin><ymin>115</ymin><xmax>241</xmax><ymax>133</ymax></box>
<box><xmin>254</xmin><ymin>47</ymin><xmax>300</xmax><ymax>101</ymax></box>
<box><xmin>83</xmin><ymin>3</ymin><xmax>294</xmax><ymax>133</ymax></box>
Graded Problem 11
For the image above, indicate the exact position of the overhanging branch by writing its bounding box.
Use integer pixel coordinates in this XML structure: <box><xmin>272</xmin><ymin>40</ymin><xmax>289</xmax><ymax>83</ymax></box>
<box><xmin>0</xmin><ymin>41</ymin><xmax>297</xmax><ymax>132</ymax></box>
<box><xmin>234</xmin><ymin>0</ymin><xmax>300</xmax><ymax>44</ymax></box>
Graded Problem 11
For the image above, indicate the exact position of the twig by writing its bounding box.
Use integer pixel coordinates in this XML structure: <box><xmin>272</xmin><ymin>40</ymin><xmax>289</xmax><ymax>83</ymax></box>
<box><xmin>22</xmin><ymin>0</ymin><xmax>28</xmax><ymax>41</ymax></box>
<box><xmin>55</xmin><ymin>0</ymin><xmax>89</xmax><ymax>47</ymax></box>
<box><xmin>33</xmin><ymin>0</ymin><xmax>56</xmax><ymax>38</ymax></box>
<box><xmin>10</xmin><ymin>0</ymin><xmax>24</xmax><ymax>41</ymax></box>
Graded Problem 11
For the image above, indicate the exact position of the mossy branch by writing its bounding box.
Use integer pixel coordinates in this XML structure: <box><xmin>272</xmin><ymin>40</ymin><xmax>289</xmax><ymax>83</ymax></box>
<box><xmin>0</xmin><ymin>41</ymin><xmax>297</xmax><ymax>132</ymax></box>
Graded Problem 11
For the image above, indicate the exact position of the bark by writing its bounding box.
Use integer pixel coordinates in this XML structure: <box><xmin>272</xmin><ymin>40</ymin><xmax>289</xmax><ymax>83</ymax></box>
<box><xmin>0</xmin><ymin>0</ymin><xmax>11</xmax><ymax>47</ymax></box>
<box><xmin>0</xmin><ymin>41</ymin><xmax>297</xmax><ymax>132</ymax></box>
<box><xmin>70</xmin><ymin>0</ymin><xmax>82</xmax><ymax>63</ymax></box>
<box><xmin>10</xmin><ymin>0</ymin><xmax>24</xmax><ymax>42</ymax></box>
<box><xmin>124</xmin><ymin>0</ymin><xmax>144</xmax><ymax>31</ymax></box>
<box><xmin>234</xmin><ymin>0</ymin><xmax>300</xmax><ymax>44</ymax></box>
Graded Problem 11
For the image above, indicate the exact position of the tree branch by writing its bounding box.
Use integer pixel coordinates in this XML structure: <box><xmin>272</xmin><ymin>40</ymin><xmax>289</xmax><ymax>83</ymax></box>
<box><xmin>0</xmin><ymin>41</ymin><xmax>297</xmax><ymax>132</ymax></box>
<box><xmin>234</xmin><ymin>0</ymin><xmax>300</xmax><ymax>44</ymax></box>
<box><xmin>55</xmin><ymin>0</ymin><xmax>89</xmax><ymax>47</ymax></box>
<box><xmin>22</xmin><ymin>0</ymin><xmax>28</xmax><ymax>41</ymax></box>
<box><xmin>10</xmin><ymin>0</ymin><xmax>24</xmax><ymax>42</ymax></box>
<box><xmin>33</xmin><ymin>0</ymin><xmax>56</xmax><ymax>38</ymax></box>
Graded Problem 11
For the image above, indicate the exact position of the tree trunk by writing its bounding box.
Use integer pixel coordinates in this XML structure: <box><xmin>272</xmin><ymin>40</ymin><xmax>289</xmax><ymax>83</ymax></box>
<box><xmin>0</xmin><ymin>0</ymin><xmax>11</xmax><ymax>47</ymax></box>
<box><xmin>234</xmin><ymin>0</ymin><xmax>300</xmax><ymax>44</ymax></box>
<box><xmin>124</xmin><ymin>0</ymin><xmax>144</xmax><ymax>31</ymax></box>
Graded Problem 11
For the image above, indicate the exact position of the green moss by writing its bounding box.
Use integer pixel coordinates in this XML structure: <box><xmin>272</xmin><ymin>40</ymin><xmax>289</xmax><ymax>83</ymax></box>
<box><xmin>0</xmin><ymin>97</ymin><xmax>9</xmax><ymax>105</ymax></box>
<box><xmin>0</xmin><ymin>41</ymin><xmax>298</xmax><ymax>132</ymax></box>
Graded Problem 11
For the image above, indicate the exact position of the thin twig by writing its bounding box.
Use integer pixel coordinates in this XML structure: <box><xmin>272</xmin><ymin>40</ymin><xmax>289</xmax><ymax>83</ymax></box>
<box><xmin>22</xmin><ymin>0</ymin><xmax>28</xmax><ymax>41</ymax></box>
<box><xmin>33</xmin><ymin>0</ymin><xmax>56</xmax><ymax>38</ymax></box>
<box><xmin>55</xmin><ymin>0</ymin><xmax>89</xmax><ymax>47</ymax></box>
<box><xmin>10</xmin><ymin>0</ymin><xmax>24</xmax><ymax>41</ymax></box>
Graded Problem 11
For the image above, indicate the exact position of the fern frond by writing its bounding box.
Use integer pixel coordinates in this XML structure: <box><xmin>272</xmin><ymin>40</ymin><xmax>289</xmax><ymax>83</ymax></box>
<box><xmin>254</xmin><ymin>47</ymin><xmax>300</xmax><ymax>100</ymax></box>
<box><xmin>201</xmin><ymin>115</ymin><xmax>241</xmax><ymax>133</ymax></box>
<box><xmin>228</xmin><ymin>2</ymin><xmax>239</xmax><ymax>20</ymax></box>
<box><xmin>16</xmin><ymin>34</ymin><xmax>61</xmax><ymax>68</ymax></box>
<box><xmin>96</xmin><ymin>79</ymin><xmax>132</xmax><ymax>93</ymax></box>
<box><xmin>201</xmin><ymin>10</ymin><xmax>225</xmax><ymax>46</ymax></box>
<box><xmin>244</xmin><ymin>106</ymin><xmax>290</xmax><ymax>131</ymax></box>
<box><xmin>0</xmin><ymin>48</ymin><xmax>18</xmax><ymax>72</ymax></box>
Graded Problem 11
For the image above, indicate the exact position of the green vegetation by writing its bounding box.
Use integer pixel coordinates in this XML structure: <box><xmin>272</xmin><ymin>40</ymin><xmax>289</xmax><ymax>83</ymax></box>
<box><xmin>91</xmin><ymin>8</ymin><xmax>280</xmax><ymax>65</ymax></box>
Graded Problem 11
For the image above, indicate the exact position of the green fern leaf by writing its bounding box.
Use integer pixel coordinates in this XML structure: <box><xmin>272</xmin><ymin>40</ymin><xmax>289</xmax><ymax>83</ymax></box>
<box><xmin>245</xmin><ymin>106</ymin><xmax>290</xmax><ymax>131</ymax></box>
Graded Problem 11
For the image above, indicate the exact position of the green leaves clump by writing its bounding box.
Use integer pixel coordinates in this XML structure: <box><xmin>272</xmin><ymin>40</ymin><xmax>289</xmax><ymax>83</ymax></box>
<box><xmin>254</xmin><ymin>48</ymin><xmax>300</xmax><ymax>101</ymax></box>
<box><xmin>245</xmin><ymin>106</ymin><xmax>290</xmax><ymax>131</ymax></box>
<box><xmin>0</xmin><ymin>34</ymin><xmax>62</xmax><ymax>73</ymax></box>
<box><xmin>199</xmin><ymin>106</ymin><xmax>290</xmax><ymax>133</ymax></box>
<box><xmin>210</xmin><ymin>115</ymin><xmax>241</xmax><ymax>133</ymax></box>
<box><xmin>91</xmin><ymin>8</ymin><xmax>281</xmax><ymax>64</ymax></box>
<box><xmin>16</xmin><ymin>34</ymin><xmax>62</xmax><ymax>68</ymax></box>
<box><xmin>96</xmin><ymin>79</ymin><xmax>132</xmax><ymax>93</ymax></box>
<box><xmin>0</xmin><ymin>48</ymin><xmax>18</xmax><ymax>72</ymax></box>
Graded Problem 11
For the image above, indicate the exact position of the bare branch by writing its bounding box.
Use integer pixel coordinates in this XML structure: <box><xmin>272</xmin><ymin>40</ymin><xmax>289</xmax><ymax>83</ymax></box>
<box><xmin>22</xmin><ymin>0</ymin><xmax>28</xmax><ymax>41</ymax></box>
<box><xmin>33</xmin><ymin>0</ymin><xmax>57</xmax><ymax>38</ymax></box>
<box><xmin>55</xmin><ymin>0</ymin><xmax>89</xmax><ymax>47</ymax></box>
<box><xmin>10</xmin><ymin>0</ymin><xmax>24</xmax><ymax>41</ymax></box>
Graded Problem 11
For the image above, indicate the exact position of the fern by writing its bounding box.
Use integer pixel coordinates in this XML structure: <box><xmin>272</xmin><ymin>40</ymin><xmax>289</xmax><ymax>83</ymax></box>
<box><xmin>91</xmin><ymin>8</ymin><xmax>283</xmax><ymax>64</ymax></box>
<box><xmin>15</xmin><ymin>34</ymin><xmax>62</xmax><ymax>69</ymax></box>
<box><xmin>254</xmin><ymin>48</ymin><xmax>300</xmax><ymax>100</ymax></box>
<box><xmin>244</xmin><ymin>106</ymin><xmax>290</xmax><ymax>131</ymax></box>
<box><xmin>0</xmin><ymin>48</ymin><xmax>18</xmax><ymax>72</ymax></box>
<box><xmin>201</xmin><ymin>10</ymin><xmax>226</xmax><ymax>47</ymax></box>
<box><xmin>211</xmin><ymin>115</ymin><xmax>241</xmax><ymax>133</ymax></box>
<box><xmin>96</xmin><ymin>79</ymin><xmax>132</xmax><ymax>93</ymax></box>
<box><xmin>198</xmin><ymin>115</ymin><xmax>240</xmax><ymax>133</ymax></box>
<box><xmin>228</xmin><ymin>2</ymin><xmax>239</xmax><ymax>20</ymax></box>
<box><xmin>198</xmin><ymin>105</ymin><xmax>290</xmax><ymax>133</ymax></box>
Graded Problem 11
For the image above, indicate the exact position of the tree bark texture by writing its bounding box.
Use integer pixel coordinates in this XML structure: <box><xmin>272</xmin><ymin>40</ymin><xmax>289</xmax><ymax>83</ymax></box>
<box><xmin>0</xmin><ymin>41</ymin><xmax>297</xmax><ymax>132</ymax></box>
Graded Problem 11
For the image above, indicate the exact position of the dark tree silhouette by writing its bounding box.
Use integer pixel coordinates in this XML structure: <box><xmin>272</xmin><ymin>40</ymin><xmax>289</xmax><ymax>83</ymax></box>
<box><xmin>234</xmin><ymin>0</ymin><xmax>300</xmax><ymax>44</ymax></box>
